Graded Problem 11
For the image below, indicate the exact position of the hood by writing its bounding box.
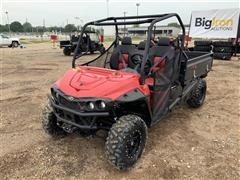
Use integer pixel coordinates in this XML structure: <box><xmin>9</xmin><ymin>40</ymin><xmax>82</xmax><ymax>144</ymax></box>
<box><xmin>10</xmin><ymin>37</ymin><xmax>19</xmax><ymax>41</ymax></box>
<box><xmin>55</xmin><ymin>66</ymin><xmax>148</xmax><ymax>100</ymax></box>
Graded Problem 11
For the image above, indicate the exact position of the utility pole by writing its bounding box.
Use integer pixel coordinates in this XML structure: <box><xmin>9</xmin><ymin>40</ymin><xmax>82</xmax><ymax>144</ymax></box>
<box><xmin>24</xmin><ymin>17</ymin><xmax>28</xmax><ymax>34</ymax></box>
<box><xmin>62</xmin><ymin>22</ymin><xmax>64</xmax><ymax>34</ymax></box>
<box><xmin>136</xmin><ymin>3</ymin><xmax>140</xmax><ymax>22</ymax></box>
<box><xmin>42</xmin><ymin>18</ymin><xmax>45</xmax><ymax>41</ymax></box>
<box><xmin>0</xmin><ymin>0</ymin><xmax>2</xmax><ymax>25</ymax></box>
<box><xmin>5</xmin><ymin>11</ymin><xmax>10</xmax><ymax>34</ymax></box>
<box><xmin>74</xmin><ymin>17</ymin><xmax>83</xmax><ymax>31</ymax></box>
<box><xmin>43</xmin><ymin>18</ymin><xmax>45</xmax><ymax>33</ymax></box>
<box><xmin>106</xmin><ymin>0</ymin><xmax>109</xmax><ymax>17</ymax></box>
<box><xmin>123</xmin><ymin>11</ymin><xmax>127</xmax><ymax>36</ymax></box>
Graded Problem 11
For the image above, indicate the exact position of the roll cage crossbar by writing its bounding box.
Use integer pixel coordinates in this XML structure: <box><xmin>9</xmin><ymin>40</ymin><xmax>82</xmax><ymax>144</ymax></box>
<box><xmin>72</xmin><ymin>13</ymin><xmax>185</xmax><ymax>83</ymax></box>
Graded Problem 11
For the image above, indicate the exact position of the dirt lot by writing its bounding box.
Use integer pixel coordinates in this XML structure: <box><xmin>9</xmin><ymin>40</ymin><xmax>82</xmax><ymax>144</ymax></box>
<box><xmin>0</xmin><ymin>43</ymin><xmax>239</xmax><ymax>179</ymax></box>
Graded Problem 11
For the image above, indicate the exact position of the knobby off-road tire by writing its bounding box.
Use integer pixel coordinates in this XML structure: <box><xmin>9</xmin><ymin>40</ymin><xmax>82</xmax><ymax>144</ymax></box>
<box><xmin>105</xmin><ymin>115</ymin><xmax>147</xmax><ymax>170</ymax></box>
<box><xmin>63</xmin><ymin>47</ymin><xmax>72</xmax><ymax>56</ymax></box>
<box><xmin>187</xmin><ymin>79</ymin><xmax>207</xmax><ymax>108</ymax></box>
<box><xmin>194</xmin><ymin>40</ymin><xmax>212</xmax><ymax>46</ymax></box>
<box><xmin>42</xmin><ymin>102</ymin><xmax>66</xmax><ymax>137</ymax></box>
<box><xmin>11</xmin><ymin>41</ymin><xmax>19</xmax><ymax>48</ymax></box>
<box><xmin>213</xmin><ymin>46</ymin><xmax>233</xmax><ymax>53</ymax></box>
<box><xmin>194</xmin><ymin>46</ymin><xmax>212</xmax><ymax>52</ymax></box>
<box><xmin>212</xmin><ymin>41</ymin><xmax>233</xmax><ymax>47</ymax></box>
<box><xmin>213</xmin><ymin>52</ymin><xmax>232</xmax><ymax>60</ymax></box>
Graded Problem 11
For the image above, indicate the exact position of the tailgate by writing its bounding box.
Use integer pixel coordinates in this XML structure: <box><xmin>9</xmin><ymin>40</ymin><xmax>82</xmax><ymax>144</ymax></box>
<box><xmin>60</xmin><ymin>40</ymin><xmax>71</xmax><ymax>48</ymax></box>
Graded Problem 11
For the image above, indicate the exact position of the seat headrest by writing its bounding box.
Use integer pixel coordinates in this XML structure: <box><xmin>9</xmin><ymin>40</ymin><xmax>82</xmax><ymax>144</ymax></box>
<box><xmin>121</xmin><ymin>37</ymin><xmax>132</xmax><ymax>45</ymax></box>
<box><xmin>138</xmin><ymin>41</ymin><xmax>146</xmax><ymax>50</ymax></box>
<box><xmin>138</xmin><ymin>40</ymin><xmax>155</xmax><ymax>50</ymax></box>
<box><xmin>158</xmin><ymin>37</ymin><xmax>170</xmax><ymax>46</ymax></box>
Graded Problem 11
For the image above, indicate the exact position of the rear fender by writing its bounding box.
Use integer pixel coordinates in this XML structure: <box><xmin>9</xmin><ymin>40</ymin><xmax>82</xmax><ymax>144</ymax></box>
<box><xmin>181</xmin><ymin>79</ymin><xmax>199</xmax><ymax>102</ymax></box>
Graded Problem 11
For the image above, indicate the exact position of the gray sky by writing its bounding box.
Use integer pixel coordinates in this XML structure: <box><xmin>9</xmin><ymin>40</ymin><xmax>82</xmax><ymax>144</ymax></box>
<box><xmin>1</xmin><ymin>0</ymin><xmax>239</xmax><ymax>27</ymax></box>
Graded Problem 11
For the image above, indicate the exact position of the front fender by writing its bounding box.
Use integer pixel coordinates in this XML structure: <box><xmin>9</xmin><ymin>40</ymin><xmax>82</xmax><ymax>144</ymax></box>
<box><xmin>116</xmin><ymin>89</ymin><xmax>152</xmax><ymax>127</ymax></box>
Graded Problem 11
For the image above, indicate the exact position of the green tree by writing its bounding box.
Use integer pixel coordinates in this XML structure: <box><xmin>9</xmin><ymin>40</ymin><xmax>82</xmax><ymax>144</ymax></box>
<box><xmin>167</xmin><ymin>22</ymin><xmax>180</xmax><ymax>28</ymax></box>
<box><xmin>64</xmin><ymin>24</ymin><xmax>77</xmax><ymax>32</ymax></box>
<box><xmin>48</xmin><ymin>26</ymin><xmax>62</xmax><ymax>32</ymax></box>
<box><xmin>0</xmin><ymin>24</ymin><xmax>9</xmax><ymax>32</ymax></box>
<box><xmin>23</xmin><ymin>22</ymin><xmax>32</xmax><ymax>32</ymax></box>
<box><xmin>85</xmin><ymin>26</ymin><xmax>97</xmax><ymax>32</ymax></box>
<box><xmin>10</xmin><ymin>21</ymin><xmax>24</xmax><ymax>32</ymax></box>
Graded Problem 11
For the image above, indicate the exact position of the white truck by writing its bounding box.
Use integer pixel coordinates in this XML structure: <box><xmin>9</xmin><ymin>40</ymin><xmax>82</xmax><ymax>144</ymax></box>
<box><xmin>0</xmin><ymin>34</ymin><xmax>20</xmax><ymax>47</ymax></box>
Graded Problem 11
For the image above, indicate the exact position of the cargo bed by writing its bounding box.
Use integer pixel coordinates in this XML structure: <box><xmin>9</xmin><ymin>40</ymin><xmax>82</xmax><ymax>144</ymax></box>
<box><xmin>180</xmin><ymin>51</ymin><xmax>213</xmax><ymax>86</ymax></box>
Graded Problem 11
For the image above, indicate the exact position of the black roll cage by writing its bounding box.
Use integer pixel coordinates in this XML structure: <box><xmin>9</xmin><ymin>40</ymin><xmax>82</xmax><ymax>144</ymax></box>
<box><xmin>72</xmin><ymin>13</ymin><xmax>185</xmax><ymax>84</ymax></box>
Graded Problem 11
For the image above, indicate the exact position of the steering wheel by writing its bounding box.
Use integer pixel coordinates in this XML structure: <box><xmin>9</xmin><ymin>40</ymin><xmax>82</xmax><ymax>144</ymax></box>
<box><xmin>128</xmin><ymin>53</ymin><xmax>143</xmax><ymax>70</ymax></box>
<box><xmin>129</xmin><ymin>53</ymin><xmax>151</xmax><ymax>74</ymax></box>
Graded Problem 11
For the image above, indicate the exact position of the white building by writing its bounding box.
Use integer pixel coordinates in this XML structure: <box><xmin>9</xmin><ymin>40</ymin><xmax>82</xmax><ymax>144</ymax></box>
<box><xmin>126</xmin><ymin>26</ymin><xmax>182</xmax><ymax>37</ymax></box>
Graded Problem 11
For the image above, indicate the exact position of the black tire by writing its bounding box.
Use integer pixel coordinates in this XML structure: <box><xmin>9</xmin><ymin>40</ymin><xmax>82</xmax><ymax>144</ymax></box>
<box><xmin>212</xmin><ymin>41</ymin><xmax>233</xmax><ymax>47</ymax></box>
<box><xmin>213</xmin><ymin>52</ymin><xmax>232</xmax><ymax>60</ymax></box>
<box><xmin>105</xmin><ymin>115</ymin><xmax>147</xmax><ymax>170</ymax></box>
<box><xmin>213</xmin><ymin>46</ymin><xmax>233</xmax><ymax>53</ymax></box>
<box><xmin>194</xmin><ymin>40</ymin><xmax>212</xmax><ymax>46</ymax></box>
<box><xmin>42</xmin><ymin>102</ymin><xmax>66</xmax><ymax>137</ymax></box>
<box><xmin>187</xmin><ymin>79</ymin><xmax>207</xmax><ymax>108</ymax></box>
<box><xmin>11</xmin><ymin>41</ymin><xmax>19</xmax><ymax>48</ymax></box>
<box><xmin>63</xmin><ymin>47</ymin><xmax>72</xmax><ymax>56</ymax></box>
<box><xmin>194</xmin><ymin>46</ymin><xmax>212</xmax><ymax>52</ymax></box>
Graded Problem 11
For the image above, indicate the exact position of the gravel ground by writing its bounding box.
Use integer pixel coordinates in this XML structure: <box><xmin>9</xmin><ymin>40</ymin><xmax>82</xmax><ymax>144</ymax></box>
<box><xmin>0</xmin><ymin>43</ymin><xmax>239</xmax><ymax>179</ymax></box>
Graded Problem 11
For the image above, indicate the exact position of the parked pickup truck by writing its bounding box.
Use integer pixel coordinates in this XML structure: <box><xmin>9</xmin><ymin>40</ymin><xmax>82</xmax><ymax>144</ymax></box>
<box><xmin>42</xmin><ymin>14</ymin><xmax>213</xmax><ymax>170</ymax></box>
<box><xmin>0</xmin><ymin>34</ymin><xmax>20</xmax><ymax>47</ymax></box>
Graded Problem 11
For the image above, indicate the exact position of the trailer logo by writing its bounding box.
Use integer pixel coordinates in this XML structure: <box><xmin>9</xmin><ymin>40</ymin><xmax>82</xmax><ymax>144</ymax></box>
<box><xmin>195</xmin><ymin>17</ymin><xmax>233</xmax><ymax>30</ymax></box>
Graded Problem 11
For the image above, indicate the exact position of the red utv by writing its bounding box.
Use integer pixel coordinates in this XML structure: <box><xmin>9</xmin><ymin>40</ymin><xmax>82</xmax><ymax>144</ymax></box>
<box><xmin>42</xmin><ymin>14</ymin><xmax>213</xmax><ymax>170</ymax></box>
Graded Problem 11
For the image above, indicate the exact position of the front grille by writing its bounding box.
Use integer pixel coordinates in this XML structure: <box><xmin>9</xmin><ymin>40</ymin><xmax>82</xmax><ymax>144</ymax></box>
<box><xmin>58</xmin><ymin>95</ymin><xmax>80</xmax><ymax>110</ymax></box>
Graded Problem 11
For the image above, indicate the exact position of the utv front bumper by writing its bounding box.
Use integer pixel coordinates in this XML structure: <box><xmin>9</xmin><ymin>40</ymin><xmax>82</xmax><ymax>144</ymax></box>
<box><xmin>51</xmin><ymin>99</ymin><xmax>110</xmax><ymax>130</ymax></box>
<box><xmin>49</xmin><ymin>88</ymin><xmax>113</xmax><ymax>131</ymax></box>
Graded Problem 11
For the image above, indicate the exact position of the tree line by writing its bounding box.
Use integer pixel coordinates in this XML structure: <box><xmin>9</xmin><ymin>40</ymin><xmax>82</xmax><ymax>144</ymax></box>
<box><xmin>0</xmin><ymin>21</ymin><xmax>80</xmax><ymax>33</ymax></box>
<box><xmin>0</xmin><ymin>21</ymin><xmax>181</xmax><ymax>33</ymax></box>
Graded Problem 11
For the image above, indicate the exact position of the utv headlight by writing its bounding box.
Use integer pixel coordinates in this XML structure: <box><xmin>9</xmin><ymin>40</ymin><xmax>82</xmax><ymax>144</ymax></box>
<box><xmin>100</xmin><ymin>101</ymin><xmax>106</xmax><ymax>109</ymax></box>
<box><xmin>88</xmin><ymin>102</ymin><xmax>95</xmax><ymax>110</ymax></box>
<box><xmin>86</xmin><ymin>100</ymin><xmax>108</xmax><ymax>111</ymax></box>
<box><xmin>96</xmin><ymin>100</ymin><xmax>106</xmax><ymax>110</ymax></box>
